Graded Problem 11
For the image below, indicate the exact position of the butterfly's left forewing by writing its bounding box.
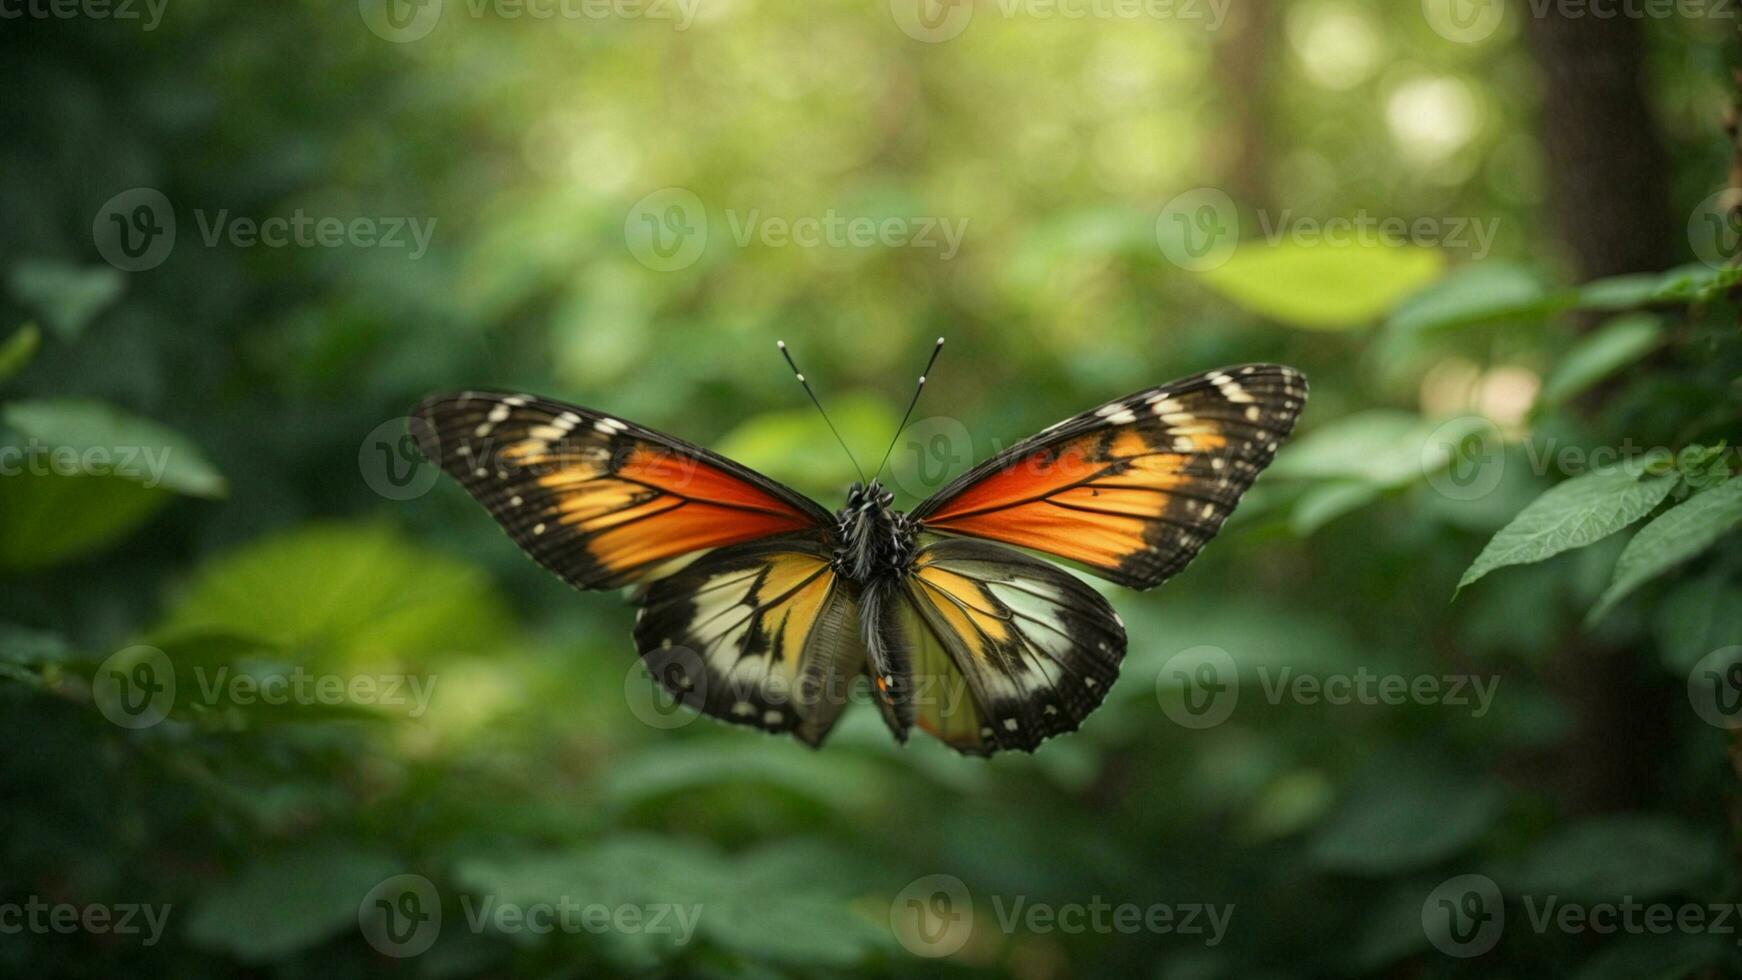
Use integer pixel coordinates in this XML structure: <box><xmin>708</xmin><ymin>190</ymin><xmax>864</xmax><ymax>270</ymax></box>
<box><xmin>413</xmin><ymin>391</ymin><xmax>832</xmax><ymax>590</ymax></box>
<box><xmin>413</xmin><ymin>391</ymin><xmax>868</xmax><ymax>746</ymax></box>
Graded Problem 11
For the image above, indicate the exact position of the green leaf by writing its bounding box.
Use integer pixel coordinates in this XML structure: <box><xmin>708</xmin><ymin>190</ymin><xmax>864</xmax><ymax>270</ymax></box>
<box><xmin>1195</xmin><ymin>241</ymin><xmax>1444</xmax><ymax>330</ymax></box>
<box><xmin>6</xmin><ymin>260</ymin><xmax>124</xmax><ymax>341</ymax></box>
<box><xmin>1458</xmin><ymin>465</ymin><xmax>1677</xmax><ymax>593</ymax></box>
<box><xmin>1589</xmin><ymin>477</ymin><xmax>1742</xmax><ymax>623</ymax></box>
<box><xmin>154</xmin><ymin>522</ymin><xmax>511</xmax><ymax>667</ymax></box>
<box><xmin>1289</xmin><ymin>480</ymin><xmax>1384</xmax><ymax>536</ymax></box>
<box><xmin>1386</xmin><ymin>262</ymin><xmax>1563</xmax><ymax>333</ymax></box>
<box><xmin>1653</xmin><ymin>571</ymin><xmax>1742</xmax><ymax>674</ymax></box>
<box><xmin>0</xmin><ymin>472</ymin><xmax>170</xmax><ymax>571</ymax></box>
<box><xmin>599</xmin><ymin>739</ymin><xmax>891</xmax><ymax>815</ymax></box>
<box><xmin>0</xmin><ymin>322</ymin><xmax>40</xmax><ymax>383</ymax></box>
<box><xmin>1538</xmin><ymin>314</ymin><xmax>1663</xmax><ymax>408</ymax></box>
<box><xmin>455</xmin><ymin>836</ymin><xmax>886</xmax><ymax>967</ymax></box>
<box><xmin>185</xmin><ymin>843</ymin><xmax>402</xmax><ymax>963</ymax></box>
<box><xmin>1308</xmin><ymin>772</ymin><xmax>1503</xmax><ymax>875</ymax></box>
<box><xmin>712</xmin><ymin>392</ymin><xmax>891</xmax><ymax>500</ymax></box>
<box><xmin>0</xmin><ymin>623</ymin><xmax>69</xmax><ymax>666</ymax></box>
<box><xmin>2</xmin><ymin>399</ymin><xmax>227</xmax><ymax>498</ymax></box>
<box><xmin>1508</xmin><ymin>815</ymin><xmax>1720</xmax><ymax>901</ymax></box>
<box><xmin>1269</xmin><ymin>411</ymin><xmax>1471</xmax><ymax>488</ymax></box>
<box><xmin>1635</xmin><ymin>262</ymin><xmax>1742</xmax><ymax>305</ymax></box>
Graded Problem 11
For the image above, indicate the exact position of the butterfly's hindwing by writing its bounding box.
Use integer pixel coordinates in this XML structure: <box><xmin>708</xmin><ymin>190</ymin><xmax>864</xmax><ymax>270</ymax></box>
<box><xmin>911</xmin><ymin>364</ymin><xmax>1306</xmax><ymax>589</ymax></box>
<box><xmin>633</xmin><ymin>537</ymin><xmax>866</xmax><ymax>746</ymax></box>
<box><xmin>871</xmin><ymin>538</ymin><xmax>1126</xmax><ymax>756</ymax></box>
<box><xmin>412</xmin><ymin>391</ymin><xmax>831</xmax><ymax>590</ymax></box>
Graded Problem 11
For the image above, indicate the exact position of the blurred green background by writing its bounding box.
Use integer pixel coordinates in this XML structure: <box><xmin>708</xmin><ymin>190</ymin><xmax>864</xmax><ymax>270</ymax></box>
<box><xmin>4</xmin><ymin>1</ymin><xmax>1742</xmax><ymax>977</ymax></box>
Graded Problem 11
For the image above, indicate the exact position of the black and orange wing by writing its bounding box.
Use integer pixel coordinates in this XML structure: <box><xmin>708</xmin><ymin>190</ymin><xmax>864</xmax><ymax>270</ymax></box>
<box><xmin>865</xmin><ymin>539</ymin><xmax>1126</xmax><ymax>755</ymax></box>
<box><xmin>909</xmin><ymin>364</ymin><xmax>1307</xmax><ymax>590</ymax></box>
<box><xmin>411</xmin><ymin>390</ymin><xmax>833</xmax><ymax>590</ymax></box>
<box><xmin>633</xmin><ymin>537</ymin><xmax>867</xmax><ymax>746</ymax></box>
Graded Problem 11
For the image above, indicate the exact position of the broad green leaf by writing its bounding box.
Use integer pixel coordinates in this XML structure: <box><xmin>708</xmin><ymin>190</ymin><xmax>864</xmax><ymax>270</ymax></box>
<box><xmin>0</xmin><ymin>472</ymin><xmax>169</xmax><ymax>571</ymax></box>
<box><xmin>599</xmin><ymin>739</ymin><xmax>891</xmax><ymax>815</ymax></box>
<box><xmin>1653</xmin><ymin>571</ymin><xmax>1742</xmax><ymax>674</ymax></box>
<box><xmin>1386</xmin><ymin>262</ymin><xmax>1562</xmax><ymax>333</ymax></box>
<box><xmin>1590</xmin><ymin>478</ymin><xmax>1742</xmax><ymax>623</ymax></box>
<box><xmin>155</xmin><ymin>522</ymin><xmax>511</xmax><ymax>667</ymax></box>
<box><xmin>1289</xmin><ymin>480</ymin><xmax>1383</xmax><ymax>536</ymax></box>
<box><xmin>1270</xmin><ymin>411</ymin><xmax>1480</xmax><ymax>488</ymax></box>
<box><xmin>185</xmin><ymin>843</ymin><xmax>401</xmax><ymax>963</ymax></box>
<box><xmin>0</xmin><ymin>623</ymin><xmax>68</xmax><ymax>666</ymax></box>
<box><xmin>1195</xmin><ymin>241</ymin><xmax>1444</xmax><ymax>330</ymax></box>
<box><xmin>1308</xmin><ymin>772</ymin><xmax>1503</xmax><ymax>875</ymax></box>
<box><xmin>712</xmin><ymin>392</ymin><xmax>890</xmax><ymax>499</ymax></box>
<box><xmin>6</xmin><ymin>260</ymin><xmax>124</xmax><ymax>341</ymax></box>
<box><xmin>1637</xmin><ymin>262</ymin><xmax>1742</xmax><ymax>305</ymax></box>
<box><xmin>1458</xmin><ymin>466</ymin><xmax>1676</xmax><ymax>592</ymax></box>
<box><xmin>1537</xmin><ymin>314</ymin><xmax>1662</xmax><ymax>408</ymax></box>
<box><xmin>456</xmin><ymin>836</ymin><xmax>886</xmax><ymax>967</ymax></box>
<box><xmin>2</xmin><ymin>399</ymin><xmax>227</xmax><ymax>498</ymax></box>
<box><xmin>1508</xmin><ymin>815</ymin><xmax>1720</xmax><ymax>900</ymax></box>
<box><xmin>0</xmin><ymin>322</ymin><xmax>40</xmax><ymax>382</ymax></box>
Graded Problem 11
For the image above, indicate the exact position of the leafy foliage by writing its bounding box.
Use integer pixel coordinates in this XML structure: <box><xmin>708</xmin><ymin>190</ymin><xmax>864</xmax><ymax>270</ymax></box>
<box><xmin>3</xmin><ymin>6</ymin><xmax>1741</xmax><ymax>980</ymax></box>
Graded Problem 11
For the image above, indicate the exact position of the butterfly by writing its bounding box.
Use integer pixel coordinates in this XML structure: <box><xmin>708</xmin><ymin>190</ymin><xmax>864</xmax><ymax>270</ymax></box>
<box><xmin>410</xmin><ymin>341</ymin><xmax>1305</xmax><ymax>756</ymax></box>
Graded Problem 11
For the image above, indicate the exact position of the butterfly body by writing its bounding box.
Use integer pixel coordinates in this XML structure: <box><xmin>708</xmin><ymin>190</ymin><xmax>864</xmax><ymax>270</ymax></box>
<box><xmin>835</xmin><ymin>480</ymin><xmax>916</xmax><ymax>582</ymax></box>
<box><xmin>412</xmin><ymin>361</ymin><xmax>1306</xmax><ymax>756</ymax></box>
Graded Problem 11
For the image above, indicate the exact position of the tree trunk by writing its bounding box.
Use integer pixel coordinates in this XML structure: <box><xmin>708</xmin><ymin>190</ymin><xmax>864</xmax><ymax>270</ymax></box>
<box><xmin>1525</xmin><ymin>13</ymin><xmax>1678</xmax><ymax>815</ymax></box>
<box><xmin>1525</xmin><ymin>12</ymin><xmax>1676</xmax><ymax>282</ymax></box>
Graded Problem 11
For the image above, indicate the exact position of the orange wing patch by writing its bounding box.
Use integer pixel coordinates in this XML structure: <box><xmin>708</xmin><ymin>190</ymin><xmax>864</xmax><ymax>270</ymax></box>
<box><xmin>634</xmin><ymin>540</ymin><xmax>867</xmax><ymax>746</ymax></box>
<box><xmin>413</xmin><ymin>391</ymin><xmax>830</xmax><ymax>590</ymax></box>
<box><xmin>912</xmin><ymin>364</ymin><xmax>1306</xmax><ymax>589</ymax></box>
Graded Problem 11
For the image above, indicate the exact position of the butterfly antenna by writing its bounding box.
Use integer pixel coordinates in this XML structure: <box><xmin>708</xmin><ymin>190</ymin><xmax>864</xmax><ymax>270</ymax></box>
<box><xmin>777</xmin><ymin>340</ymin><xmax>867</xmax><ymax>483</ymax></box>
<box><xmin>872</xmin><ymin>336</ymin><xmax>945</xmax><ymax>483</ymax></box>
